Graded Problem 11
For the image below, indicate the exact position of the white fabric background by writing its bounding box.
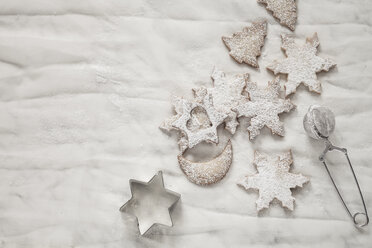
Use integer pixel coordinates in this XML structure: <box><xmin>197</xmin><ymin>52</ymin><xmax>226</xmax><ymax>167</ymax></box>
<box><xmin>0</xmin><ymin>0</ymin><xmax>371</xmax><ymax>247</ymax></box>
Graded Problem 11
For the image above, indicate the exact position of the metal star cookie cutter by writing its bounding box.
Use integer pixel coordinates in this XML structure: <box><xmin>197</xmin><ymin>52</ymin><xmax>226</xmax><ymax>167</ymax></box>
<box><xmin>119</xmin><ymin>171</ymin><xmax>181</xmax><ymax>235</ymax></box>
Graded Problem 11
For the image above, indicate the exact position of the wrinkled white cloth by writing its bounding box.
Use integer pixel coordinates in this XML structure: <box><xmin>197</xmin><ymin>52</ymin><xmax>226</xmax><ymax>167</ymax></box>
<box><xmin>0</xmin><ymin>0</ymin><xmax>371</xmax><ymax>247</ymax></box>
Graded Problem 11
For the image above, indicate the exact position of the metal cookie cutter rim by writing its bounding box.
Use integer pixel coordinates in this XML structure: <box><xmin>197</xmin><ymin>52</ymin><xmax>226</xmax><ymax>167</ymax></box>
<box><xmin>119</xmin><ymin>171</ymin><xmax>181</xmax><ymax>235</ymax></box>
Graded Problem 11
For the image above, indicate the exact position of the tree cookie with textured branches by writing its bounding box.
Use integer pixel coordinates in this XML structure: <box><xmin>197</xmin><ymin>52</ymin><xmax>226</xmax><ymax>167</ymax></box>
<box><xmin>234</xmin><ymin>77</ymin><xmax>294</xmax><ymax>140</ymax></box>
<box><xmin>222</xmin><ymin>20</ymin><xmax>267</xmax><ymax>68</ymax></box>
<box><xmin>238</xmin><ymin>150</ymin><xmax>309</xmax><ymax>211</ymax></box>
<box><xmin>257</xmin><ymin>0</ymin><xmax>297</xmax><ymax>31</ymax></box>
<box><xmin>267</xmin><ymin>33</ymin><xmax>336</xmax><ymax>96</ymax></box>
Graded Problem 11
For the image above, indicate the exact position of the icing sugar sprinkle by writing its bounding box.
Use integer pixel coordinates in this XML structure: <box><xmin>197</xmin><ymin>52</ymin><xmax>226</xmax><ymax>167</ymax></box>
<box><xmin>178</xmin><ymin>140</ymin><xmax>232</xmax><ymax>186</ymax></box>
<box><xmin>267</xmin><ymin>33</ymin><xmax>336</xmax><ymax>96</ymax></box>
<box><xmin>160</xmin><ymin>88</ymin><xmax>227</xmax><ymax>152</ymax></box>
<box><xmin>222</xmin><ymin>20</ymin><xmax>267</xmax><ymax>68</ymax></box>
<box><xmin>258</xmin><ymin>0</ymin><xmax>297</xmax><ymax>31</ymax></box>
<box><xmin>238</xmin><ymin>150</ymin><xmax>309</xmax><ymax>211</ymax></box>
<box><xmin>234</xmin><ymin>77</ymin><xmax>294</xmax><ymax>140</ymax></box>
<box><xmin>204</xmin><ymin>68</ymin><xmax>249</xmax><ymax>134</ymax></box>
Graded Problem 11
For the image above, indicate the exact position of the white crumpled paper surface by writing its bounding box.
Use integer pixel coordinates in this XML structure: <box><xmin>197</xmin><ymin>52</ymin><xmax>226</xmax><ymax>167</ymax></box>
<box><xmin>0</xmin><ymin>0</ymin><xmax>371</xmax><ymax>247</ymax></box>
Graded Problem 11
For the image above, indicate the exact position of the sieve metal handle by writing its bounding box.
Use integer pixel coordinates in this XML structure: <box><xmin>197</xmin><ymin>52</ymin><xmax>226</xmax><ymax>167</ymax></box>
<box><xmin>319</xmin><ymin>138</ymin><xmax>369</xmax><ymax>228</ymax></box>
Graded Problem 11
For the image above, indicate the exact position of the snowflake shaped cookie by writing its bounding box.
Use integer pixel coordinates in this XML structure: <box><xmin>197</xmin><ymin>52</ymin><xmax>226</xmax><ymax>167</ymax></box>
<box><xmin>222</xmin><ymin>20</ymin><xmax>267</xmax><ymax>68</ymax></box>
<box><xmin>160</xmin><ymin>88</ymin><xmax>227</xmax><ymax>152</ymax></box>
<box><xmin>238</xmin><ymin>150</ymin><xmax>309</xmax><ymax>211</ymax></box>
<box><xmin>234</xmin><ymin>77</ymin><xmax>294</xmax><ymax>140</ymax></box>
<box><xmin>205</xmin><ymin>68</ymin><xmax>249</xmax><ymax>134</ymax></box>
<box><xmin>257</xmin><ymin>0</ymin><xmax>297</xmax><ymax>31</ymax></box>
<box><xmin>267</xmin><ymin>33</ymin><xmax>336</xmax><ymax>96</ymax></box>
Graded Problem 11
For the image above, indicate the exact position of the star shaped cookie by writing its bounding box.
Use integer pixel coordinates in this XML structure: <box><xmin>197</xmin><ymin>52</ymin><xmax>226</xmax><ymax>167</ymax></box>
<box><xmin>234</xmin><ymin>77</ymin><xmax>294</xmax><ymax>140</ymax></box>
<box><xmin>206</xmin><ymin>68</ymin><xmax>249</xmax><ymax>134</ymax></box>
<box><xmin>267</xmin><ymin>33</ymin><xmax>336</xmax><ymax>96</ymax></box>
<box><xmin>160</xmin><ymin>88</ymin><xmax>227</xmax><ymax>152</ymax></box>
<box><xmin>238</xmin><ymin>150</ymin><xmax>309</xmax><ymax>211</ymax></box>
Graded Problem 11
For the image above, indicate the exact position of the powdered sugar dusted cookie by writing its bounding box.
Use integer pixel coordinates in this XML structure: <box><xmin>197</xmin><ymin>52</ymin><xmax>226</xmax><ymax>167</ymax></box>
<box><xmin>222</xmin><ymin>20</ymin><xmax>267</xmax><ymax>68</ymax></box>
<box><xmin>267</xmin><ymin>33</ymin><xmax>336</xmax><ymax>96</ymax></box>
<box><xmin>160</xmin><ymin>89</ymin><xmax>227</xmax><ymax>152</ymax></box>
<box><xmin>238</xmin><ymin>150</ymin><xmax>309</xmax><ymax>211</ymax></box>
<box><xmin>178</xmin><ymin>140</ymin><xmax>232</xmax><ymax>186</ymax></box>
<box><xmin>258</xmin><ymin>0</ymin><xmax>297</xmax><ymax>31</ymax></box>
<box><xmin>203</xmin><ymin>68</ymin><xmax>249</xmax><ymax>134</ymax></box>
<box><xmin>234</xmin><ymin>77</ymin><xmax>294</xmax><ymax>140</ymax></box>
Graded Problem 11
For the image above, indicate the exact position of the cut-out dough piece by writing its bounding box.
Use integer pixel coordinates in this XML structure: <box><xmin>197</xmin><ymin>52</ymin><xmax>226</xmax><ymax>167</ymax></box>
<box><xmin>234</xmin><ymin>77</ymin><xmax>294</xmax><ymax>140</ymax></box>
<box><xmin>178</xmin><ymin>140</ymin><xmax>232</xmax><ymax>186</ymax></box>
<box><xmin>267</xmin><ymin>33</ymin><xmax>336</xmax><ymax>96</ymax></box>
<box><xmin>222</xmin><ymin>20</ymin><xmax>267</xmax><ymax>68</ymax></box>
<box><xmin>238</xmin><ymin>150</ymin><xmax>309</xmax><ymax>211</ymax></box>
<box><xmin>258</xmin><ymin>0</ymin><xmax>297</xmax><ymax>31</ymax></box>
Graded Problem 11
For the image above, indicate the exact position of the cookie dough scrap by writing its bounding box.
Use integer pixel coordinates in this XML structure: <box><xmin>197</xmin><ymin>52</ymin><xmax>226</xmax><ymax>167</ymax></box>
<box><xmin>234</xmin><ymin>77</ymin><xmax>294</xmax><ymax>140</ymax></box>
<box><xmin>258</xmin><ymin>0</ymin><xmax>297</xmax><ymax>31</ymax></box>
<box><xmin>238</xmin><ymin>150</ymin><xmax>309</xmax><ymax>211</ymax></box>
<box><xmin>222</xmin><ymin>20</ymin><xmax>267</xmax><ymax>68</ymax></box>
<box><xmin>267</xmin><ymin>33</ymin><xmax>336</xmax><ymax>96</ymax></box>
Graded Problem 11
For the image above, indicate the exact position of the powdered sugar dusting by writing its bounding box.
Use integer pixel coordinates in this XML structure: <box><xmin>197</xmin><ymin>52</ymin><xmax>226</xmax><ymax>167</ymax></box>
<box><xmin>222</xmin><ymin>20</ymin><xmax>267</xmax><ymax>68</ymax></box>
<box><xmin>238</xmin><ymin>150</ymin><xmax>309</xmax><ymax>211</ymax></box>
<box><xmin>205</xmin><ymin>68</ymin><xmax>249</xmax><ymax>134</ymax></box>
<box><xmin>178</xmin><ymin>140</ymin><xmax>232</xmax><ymax>186</ymax></box>
<box><xmin>267</xmin><ymin>33</ymin><xmax>336</xmax><ymax>96</ymax></box>
<box><xmin>160</xmin><ymin>88</ymin><xmax>227</xmax><ymax>152</ymax></box>
<box><xmin>234</xmin><ymin>77</ymin><xmax>295</xmax><ymax>140</ymax></box>
<box><xmin>258</xmin><ymin>0</ymin><xmax>297</xmax><ymax>31</ymax></box>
